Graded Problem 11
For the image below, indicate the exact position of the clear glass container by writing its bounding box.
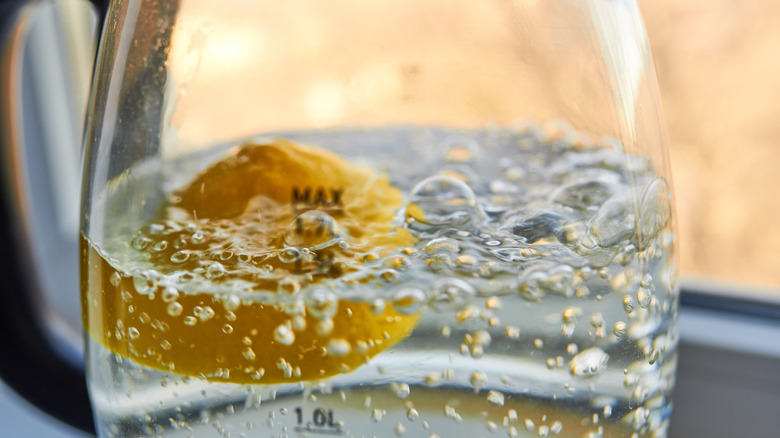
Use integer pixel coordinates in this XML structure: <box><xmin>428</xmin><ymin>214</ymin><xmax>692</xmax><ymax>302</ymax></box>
<box><xmin>80</xmin><ymin>1</ymin><xmax>677</xmax><ymax>436</ymax></box>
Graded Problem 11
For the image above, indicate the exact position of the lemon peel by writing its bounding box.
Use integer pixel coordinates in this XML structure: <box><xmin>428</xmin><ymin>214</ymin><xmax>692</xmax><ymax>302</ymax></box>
<box><xmin>83</xmin><ymin>139</ymin><xmax>420</xmax><ymax>384</ymax></box>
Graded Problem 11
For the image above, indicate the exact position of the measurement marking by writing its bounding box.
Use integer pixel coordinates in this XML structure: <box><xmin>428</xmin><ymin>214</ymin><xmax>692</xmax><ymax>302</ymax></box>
<box><xmin>293</xmin><ymin>426</ymin><xmax>344</xmax><ymax>436</ymax></box>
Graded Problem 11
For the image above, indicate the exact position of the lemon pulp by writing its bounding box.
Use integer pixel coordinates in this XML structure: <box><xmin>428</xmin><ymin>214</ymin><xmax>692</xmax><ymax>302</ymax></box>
<box><xmin>82</xmin><ymin>139</ymin><xmax>420</xmax><ymax>384</ymax></box>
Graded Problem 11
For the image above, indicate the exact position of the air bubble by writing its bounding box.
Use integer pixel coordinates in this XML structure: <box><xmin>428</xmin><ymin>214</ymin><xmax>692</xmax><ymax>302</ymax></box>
<box><xmin>487</xmin><ymin>390</ymin><xmax>505</xmax><ymax>406</ymax></box>
<box><xmin>206</xmin><ymin>262</ymin><xmax>226</xmax><ymax>279</ymax></box>
<box><xmin>151</xmin><ymin>241</ymin><xmax>168</xmax><ymax>252</ymax></box>
<box><xmin>424</xmin><ymin>238</ymin><xmax>460</xmax><ymax>254</ymax></box>
<box><xmin>455</xmin><ymin>305</ymin><xmax>480</xmax><ymax>324</ymax></box>
<box><xmin>242</xmin><ymin>347</ymin><xmax>256</xmax><ymax>361</ymax></box>
<box><xmin>167</xmin><ymin>301</ymin><xmax>184</xmax><ymax>316</ymax></box>
<box><xmin>109</xmin><ymin>272</ymin><xmax>122</xmax><ymax>287</ymax></box>
<box><xmin>613</xmin><ymin>322</ymin><xmax>627</xmax><ymax>338</ymax></box>
<box><xmin>394</xmin><ymin>383</ymin><xmax>411</xmax><ymax>399</ymax></box>
<box><xmin>552</xmin><ymin>178</ymin><xmax>620</xmax><ymax>211</ymax></box>
<box><xmin>278</xmin><ymin>248</ymin><xmax>301</xmax><ymax>263</ymax></box>
<box><xmin>190</xmin><ymin>231</ymin><xmax>206</xmax><ymax>245</ymax></box>
<box><xmin>194</xmin><ymin>306</ymin><xmax>215</xmax><ymax>321</ymax></box>
<box><xmin>424</xmin><ymin>373</ymin><xmax>441</xmax><ymax>386</ymax></box>
<box><xmin>442</xmin><ymin>135</ymin><xmax>481</xmax><ymax>163</ymax></box>
<box><xmin>167</xmin><ymin>302</ymin><xmax>183</xmax><ymax>317</ymax></box>
<box><xmin>444</xmin><ymin>404</ymin><xmax>462</xmax><ymax>423</ymax></box>
<box><xmin>405</xmin><ymin>176</ymin><xmax>481</xmax><ymax>231</ymax></box>
<box><xmin>393</xmin><ymin>287</ymin><xmax>426</xmax><ymax>315</ymax></box>
<box><xmin>291</xmin><ymin>315</ymin><xmax>307</xmax><ymax>332</ymax></box>
<box><xmin>326</xmin><ymin>339</ymin><xmax>351</xmax><ymax>357</ymax></box>
<box><xmin>431</xmin><ymin>278</ymin><xmax>476</xmax><ymax>311</ymax></box>
<box><xmin>128</xmin><ymin>327</ymin><xmax>140</xmax><ymax>340</ymax></box>
<box><xmin>470</xmin><ymin>371</ymin><xmax>487</xmax><ymax>390</ymax></box>
<box><xmin>638</xmin><ymin>178</ymin><xmax>672</xmax><ymax>248</ymax></box>
<box><xmin>486</xmin><ymin>297</ymin><xmax>502</xmax><ymax>310</ymax></box>
<box><xmin>562</xmin><ymin>307</ymin><xmax>582</xmax><ymax>324</ymax></box>
<box><xmin>306</xmin><ymin>288</ymin><xmax>339</xmax><ymax>319</ymax></box>
<box><xmin>502</xmin><ymin>209</ymin><xmax>564</xmax><ymax>243</ymax></box>
<box><xmin>284</xmin><ymin>211</ymin><xmax>342</xmax><ymax>249</ymax></box>
<box><xmin>133</xmin><ymin>275</ymin><xmax>155</xmax><ymax>295</ymax></box>
<box><xmin>273</xmin><ymin>323</ymin><xmax>295</xmax><ymax>346</ymax></box>
<box><xmin>223</xmin><ymin>294</ymin><xmax>241</xmax><ymax>311</ymax></box>
<box><xmin>161</xmin><ymin>287</ymin><xmax>179</xmax><ymax>303</ymax></box>
<box><xmin>505</xmin><ymin>325</ymin><xmax>520</xmax><ymax>339</ymax></box>
<box><xmin>622</xmin><ymin>295</ymin><xmax>635</xmax><ymax>313</ymax></box>
<box><xmin>589</xmin><ymin>192</ymin><xmax>636</xmax><ymax>247</ymax></box>
<box><xmin>569</xmin><ymin>348</ymin><xmax>609</xmax><ymax>377</ymax></box>
<box><xmin>637</xmin><ymin>287</ymin><xmax>653</xmax><ymax>308</ymax></box>
<box><xmin>131</xmin><ymin>236</ymin><xmax>151</xmax><ymax>250</ymax></box>
<box><xmin>490</xmin><ymin>180</ymin><xmax>519</xmax><ymax>194</ymax></box>
<box><xmin>316</xmin><ymin>319</ymin><xmax>334</xmax><ymax>336</ymax></box>
<box><xmin>278</xmin><ymin>278</ymin><xmax>300</xmax><ymax>294</ymax></box>
<box><xmin>407</xmin><ymin>409</ymin><xmax>419</xmax><ymax>421</ymax></box>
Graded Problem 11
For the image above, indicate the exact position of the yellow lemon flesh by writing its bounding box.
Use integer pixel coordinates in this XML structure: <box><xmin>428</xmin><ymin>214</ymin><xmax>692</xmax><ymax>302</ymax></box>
<box><xmin>82</xmin><ymin>139</ymin><xmax>419</xmax><ymax>384</ymax></box>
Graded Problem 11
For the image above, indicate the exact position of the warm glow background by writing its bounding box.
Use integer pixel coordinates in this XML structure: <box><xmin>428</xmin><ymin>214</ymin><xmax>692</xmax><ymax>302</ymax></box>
<box><xmin>640</xmin><ymin>0</ymin><xmax>780</xmax><ymax>291</ymax></box>
<box><xmin>162</xmin><ymin>0</ymin><xmax>780</xmax><ymax>292</ymax></box>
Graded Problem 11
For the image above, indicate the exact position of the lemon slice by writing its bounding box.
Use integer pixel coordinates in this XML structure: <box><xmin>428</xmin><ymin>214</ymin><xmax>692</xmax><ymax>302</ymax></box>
<box><xmin>82</xmin><ymin>139</ymin><xmax>420</xmax><ymax>384</ymax></box>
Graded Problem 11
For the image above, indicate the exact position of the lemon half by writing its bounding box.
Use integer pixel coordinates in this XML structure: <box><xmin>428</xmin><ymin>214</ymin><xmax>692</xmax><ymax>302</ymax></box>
<box><xmin>82</xmin><ymin>139</ymin><xmax>420</xmax><ymax>384</ymax></box>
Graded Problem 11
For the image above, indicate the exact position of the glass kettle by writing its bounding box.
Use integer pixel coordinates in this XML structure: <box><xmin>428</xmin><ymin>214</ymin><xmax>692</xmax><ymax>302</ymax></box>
<box><xmin>0</xmin><ymin>1</ymin><xmax>677</xmax><ymax>436</ymax></box>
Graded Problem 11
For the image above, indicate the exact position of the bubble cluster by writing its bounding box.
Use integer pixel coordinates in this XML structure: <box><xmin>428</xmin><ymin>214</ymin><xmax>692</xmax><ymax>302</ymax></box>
<box><xmin>89</xmin><ymin>125</ymin><xmax>675</xmax><ymax>437</ymax></box>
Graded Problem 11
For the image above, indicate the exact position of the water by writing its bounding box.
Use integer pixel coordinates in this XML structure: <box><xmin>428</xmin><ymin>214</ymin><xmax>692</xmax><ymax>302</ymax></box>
<box><xmin>83</xmin><ymin>124</ymin><xmax>677</xmax><ymax>437</ymax></box>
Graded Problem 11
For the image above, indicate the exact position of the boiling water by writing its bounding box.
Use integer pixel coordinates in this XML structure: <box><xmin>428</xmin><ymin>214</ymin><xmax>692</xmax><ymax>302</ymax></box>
<box><xmin>83</xmin><ymin>125</ymin><xmax>677</xmax><ymax>437</ymax></box>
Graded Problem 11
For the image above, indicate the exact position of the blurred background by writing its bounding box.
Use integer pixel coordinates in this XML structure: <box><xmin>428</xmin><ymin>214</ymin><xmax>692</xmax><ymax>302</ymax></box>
<box><xmin>640</xmin><ymin>0</ymin><xmax>780</xmax><ymax>294</ymax></box>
